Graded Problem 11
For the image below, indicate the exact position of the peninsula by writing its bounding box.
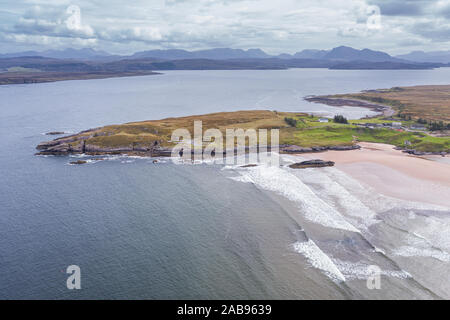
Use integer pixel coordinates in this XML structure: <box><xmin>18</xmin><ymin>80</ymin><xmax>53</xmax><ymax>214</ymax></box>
<box><xmin>36</xmin><ymin>85</ymin><xmax>450</xmax><ymax>157</ymax></box>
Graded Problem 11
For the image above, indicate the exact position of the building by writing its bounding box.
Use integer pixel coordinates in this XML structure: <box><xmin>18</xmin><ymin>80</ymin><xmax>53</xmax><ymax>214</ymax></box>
<box><xmin>318</xmin><ymin>118</ymin><xmax>329</xmax><ymax>123</ymax></box>
<box><xmin>392</xmin><ymin>122</ymin><xmax>402</xmax><ymax>128</ymax></box>
<box><xmin>410</xmin><ymin>124</ymin><xmax>426</xmax><ymax>131</ymax></box>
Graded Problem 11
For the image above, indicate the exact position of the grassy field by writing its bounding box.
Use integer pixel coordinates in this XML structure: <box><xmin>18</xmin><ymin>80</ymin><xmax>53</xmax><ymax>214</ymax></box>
<box><xmin>40</xmin><ymin>110</ymin><xmax>450</xmax><ymax>154</ymax></box>
<box><xmin>327</xmin><ymin>85</ymin><xmax>450</xmax><ymax>123</ymax></box>
<box><xmin>280</xmin><ymin>113</ymin><xmax>450</xmax><ymax>152</ymax></box>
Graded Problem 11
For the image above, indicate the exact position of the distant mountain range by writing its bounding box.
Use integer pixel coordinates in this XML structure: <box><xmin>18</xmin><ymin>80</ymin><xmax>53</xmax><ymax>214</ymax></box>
<box><xmin>129</xmin><ymin>46</ymin><xmax>403</xmax><ymax>63</ymax></box>
<box><xmin>395</xmin><ymin>50</ymin><xmax>450</xmax><ymax>64</ymax></box>
<box><xmin>0</xmin><ymin>48</ymin><xmax>114</xmax><ymax>61</ymax></box>
<box><xmin>275</xmin><ymin>46</ymin><xmax>396</xmax><ymax>62</ymax></box>
<box><xmin>0</xmin><ymin>46</ymin><xmax>448</xmax><ymax>73</ymax></box>
<box><xmin>131</xmin><ymin>48</ymin><xmax>271</xmax><ymax>60</ymax></box>
<box><xmin>3</xmin><ymin>45</ymin><xmax>449</xmax><ymax>63</ymax></box>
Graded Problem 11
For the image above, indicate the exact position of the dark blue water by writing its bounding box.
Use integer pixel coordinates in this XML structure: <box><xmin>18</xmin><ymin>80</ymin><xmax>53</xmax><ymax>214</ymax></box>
<box><xmin>1</xmin><ymin>69</ymin><xmax>450</xmax><ymax>299</ymax></box>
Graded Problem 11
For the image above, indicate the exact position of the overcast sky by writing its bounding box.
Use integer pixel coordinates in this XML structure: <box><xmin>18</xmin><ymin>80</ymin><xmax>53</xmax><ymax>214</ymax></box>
<box><xmin>0</xmin><ymin>0</ymin><xmax>449</xmax><ymax>55</ymax></box>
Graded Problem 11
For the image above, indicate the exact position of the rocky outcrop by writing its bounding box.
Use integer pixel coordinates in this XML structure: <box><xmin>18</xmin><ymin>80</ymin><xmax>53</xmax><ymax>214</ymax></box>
<box><xmin>289</xmin><ymin>159</ymin><xmax>335</xmax><ymax>169</ymax></box>
<box><xmin>36</xmin><ymin>124</ymin><xmax>361</xmax><ymax>158</ymax></box>
<box><xmin>280</xmin><ymin>144</ymin><xmax>360</xmax><ymax>153</ymax></box>
<box><xmin>400</xmin><ymin>149</ymin><xmax>447</xmax><ymax>157</ymax></box>
<box><xmin>150</xmin><ymin>146</ymin><xmax>173</xmax><ymax>157</ymax></box>
<box><xmin>37</xmin><ymin>133</ymin><xmax>362</xmax><ymax>158</ymax></box>
<box><xmin>70</xmin><ymin>160</ymin><xmax>87</xmax><ymax>165</ymax></box>
<box><xmin>37</xmin><ymin>139</ymin><xmax>85</xmax><ymax>154</ymax></box>
<box><xmin>36</xmin><ymin>129</ymin><xmax>174</xmax><ymax>157</ymax></box>
<box><xmin>45</xmin><ymin>131</ymin><xmax>66</xmax><ymax>135</ymax></box>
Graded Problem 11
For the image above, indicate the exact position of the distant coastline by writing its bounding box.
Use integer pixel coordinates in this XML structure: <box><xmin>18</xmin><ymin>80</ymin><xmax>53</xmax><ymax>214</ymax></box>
<box><xmin>1</xmin><ymin>45</ymin><xmax>448</xmax><ymax>85</ymax></box>
<box><xmin>0</xmin><ymin>70</ymin><xmax>160</xmax><ymax>85</ymax></box>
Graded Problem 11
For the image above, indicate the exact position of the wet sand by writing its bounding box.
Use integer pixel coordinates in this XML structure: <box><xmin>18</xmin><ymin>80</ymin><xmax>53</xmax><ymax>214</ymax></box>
<box><xmin>302</xmin><ymin>142</ymin><xmax>450</xmax><ymax>208</ymax></box>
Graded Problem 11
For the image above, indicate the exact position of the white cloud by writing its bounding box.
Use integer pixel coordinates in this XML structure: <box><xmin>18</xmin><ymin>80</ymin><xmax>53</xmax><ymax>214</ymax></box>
<box><xmin>0</xmin><ymin>0</ymin><xmax>448</xmax><ymax>54</ymax></box>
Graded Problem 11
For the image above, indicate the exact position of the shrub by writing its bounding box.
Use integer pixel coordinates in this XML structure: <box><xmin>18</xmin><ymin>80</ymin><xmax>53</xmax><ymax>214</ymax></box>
<box><xmin>429</xmin><ymin>121</ymin><xmax>447</xmax><ymax>131</ymax></box>
<box><xmin>417</xmin><ymin>118</ymin><xmax>427</xmax><ymax>124</ymax></box>
<box><xmin>284</xmin><ymin>117</ymin><xmax>298</xmax><ymax>127</ymax></box>
<box><xmin>333</xmin><ymin>115</ymin><xmax>348</xmax><ymax>124</ymax></box>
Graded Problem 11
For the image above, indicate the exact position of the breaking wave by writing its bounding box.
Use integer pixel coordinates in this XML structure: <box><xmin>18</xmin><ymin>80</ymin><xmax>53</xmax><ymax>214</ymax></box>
<box><xmin>293</xmin><ymin>240</ymin><xmax>346</xmax><ymax>282</ymax></box>
<box><xmin>229</xmin><ymin>164</ymin><xmax>360</xmax><ymax>232</ymax></box>
<box><xmin>225</xmin><ymin>154</ymin><xmax>450</xmax><ymax>292</ymax></box>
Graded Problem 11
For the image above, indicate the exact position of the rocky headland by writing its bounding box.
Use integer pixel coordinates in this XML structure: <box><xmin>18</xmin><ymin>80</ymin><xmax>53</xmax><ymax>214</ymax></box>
<box><xmin>35</xmin><ymin>110</ymin><xmax>448</xmax><ymax>158</ymax></box>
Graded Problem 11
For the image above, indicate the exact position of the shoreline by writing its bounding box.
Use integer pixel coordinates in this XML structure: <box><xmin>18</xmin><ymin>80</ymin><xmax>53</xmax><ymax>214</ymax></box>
<box><xmin>301</xmin><ymin>142</ymin><xmax>450</xmax><ymax>207</ymax></box>
<box><xmin>305</xmin><ymin>96</ymin><xmax>395</xmax><ymax>118</ymax></box>
<box><xmin>0</xmin><ymin>71</ymin><xmax>161</xmax><ymax>85</ymax></box>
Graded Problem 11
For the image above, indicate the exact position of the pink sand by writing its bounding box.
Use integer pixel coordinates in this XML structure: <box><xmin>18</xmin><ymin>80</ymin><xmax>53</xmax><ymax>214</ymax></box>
<box><xmin>301</xmin><ymin>142</ymin><xmax>450</xmax><ymax>207</ymax></box>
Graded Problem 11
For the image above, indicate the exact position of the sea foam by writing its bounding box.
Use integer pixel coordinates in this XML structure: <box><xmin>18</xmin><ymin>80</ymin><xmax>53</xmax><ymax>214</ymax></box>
<box><xmin>231</xmin><ymin>164</ymin><xmax>360</xmax><ymax>232</ymax></box>
<box><xmin>332</xmin><ymin>259</ymin><xmax>411</xmax><ymax>280</ymax></box>
<box><xmin>293</xmin><ymin>240</ymin><xmax>346</xmax><ymax>282</ymax></box>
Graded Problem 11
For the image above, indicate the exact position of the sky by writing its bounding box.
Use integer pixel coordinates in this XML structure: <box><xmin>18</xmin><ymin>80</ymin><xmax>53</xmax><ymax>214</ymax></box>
<box><xmin>0</xmin><ymin>0</ymin><xmax>449</xmax><ymax>55</ymax></box>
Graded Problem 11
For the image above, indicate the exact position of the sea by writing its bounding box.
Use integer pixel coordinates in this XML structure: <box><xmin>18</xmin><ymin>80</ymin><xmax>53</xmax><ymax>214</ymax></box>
<box><xmin>1</xmin><ymin>68</ymin><xmax>449</xmax><ymax>299</ymax></box>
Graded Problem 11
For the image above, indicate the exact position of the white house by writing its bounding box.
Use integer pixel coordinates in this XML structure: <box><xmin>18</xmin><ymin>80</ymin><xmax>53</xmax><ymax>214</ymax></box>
<box><xmin>318</xmin><ymin>118</ymin><xmax>329</xmax><ymax>123</ymax></box>
<box><xmin>411</xmin><ymin>124</ymin><xmax>426</xmax><ymax>131</ymax></box>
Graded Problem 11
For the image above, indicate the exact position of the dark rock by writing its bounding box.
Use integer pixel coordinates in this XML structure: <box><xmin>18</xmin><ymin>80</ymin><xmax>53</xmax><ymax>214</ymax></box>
<box><xmin>330</xmin><ymin>145</ymin><xmax>361</xmax><ymax>151</ymax></box>
<box><xmin>46</xmin><ymin>143</ymin><xmax>71</xmax><ymax>153</ymax></box>
<box><xmin>280</xmin><ymin>144</ymin><xmax>360</xmax><ymax>153</ymax></box>
<box><xmin>401</xmin><ymin>149</ymin><xmax>448</xmax><ymax>156</ymax></box>
<box><xmin>151</xmin><ymin>147</ymin><xmax>172</xmax><ymax>157</ymax></box>
<box><xmin>46</xmin><ymin>131</ymin><xmax>65</xmax><ymax>135</ymax></box>
<box><xmin>280</xmin><ymin>145</ymin><xmax>313</xmax><ymax>153</ymax></box>
<box><xmin>36</xmin><ymin>140</ymin><xmax>60</xmax><ymax>150</ymax></box>
<box><xmin>241</xmin><ymin>164</ymin><xmax>258</xmax><ymax>168</ymax></box>
<box><xmin>70</xmin><ymin>160</ymin><xmax>87</xmax><ymax>165</ymax></box>
<box><xmin>289</xmin><ymin>159</ymin><xmax>335</xmax><ymax>169</ymax></box>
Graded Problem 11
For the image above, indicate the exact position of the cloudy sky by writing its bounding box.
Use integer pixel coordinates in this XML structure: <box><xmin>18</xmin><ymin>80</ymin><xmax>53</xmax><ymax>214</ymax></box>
<box><xmin>0</xmin><ymin>0</ymin><xmax>449</xmax><ymax>55</ymax></box>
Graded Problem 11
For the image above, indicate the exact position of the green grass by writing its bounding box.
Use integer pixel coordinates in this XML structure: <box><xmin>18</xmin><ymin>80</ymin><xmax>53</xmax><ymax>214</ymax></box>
<box><xmin>278</xmin><ymin>113</ymin><xmax>449</xmax><ymax>151</ymax></box>
<box><xmin>285</xmin><ymin>127</ymin><xmax>355</xmax><ymax>147</ymax></box>
<box><xmin>47</xmin><ymin>110</ymin><xmax>450</xmax><ymax>153</ymax></box>
<box><xmin>282</xmin><ymin>126</ymin><xmax>450</xmax><ymax>152</ymax></box>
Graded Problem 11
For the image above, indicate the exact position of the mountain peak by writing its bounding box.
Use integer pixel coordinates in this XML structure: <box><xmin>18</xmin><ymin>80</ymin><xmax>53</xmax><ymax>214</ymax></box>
<box><xmin>395</xmin><ymin>50</ymin><xmax>450</xmax><ymax>63</ymax></box>
<box><xmin>325</xmin><ymin>46</ymin><xmax>393</xmax><ymax>62</ymax></box>
<box><xmin>131</xmin><ymin>47</ymin><xmax>270</xmax><ymax>60</ymax></box>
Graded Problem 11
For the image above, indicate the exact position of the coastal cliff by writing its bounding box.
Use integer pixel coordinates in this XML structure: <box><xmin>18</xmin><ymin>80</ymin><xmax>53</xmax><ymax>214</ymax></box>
<box><xmin>36</xmin><ymin>127</ymin><xmax>173</xmax><ymax>156</ymax></box>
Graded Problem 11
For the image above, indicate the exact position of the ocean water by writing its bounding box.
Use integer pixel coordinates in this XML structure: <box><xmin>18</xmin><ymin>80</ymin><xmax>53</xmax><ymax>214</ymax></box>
<box><xmin>1</xmin><ymin>68</ymin><xmax>450</xmax><ymax>299</ymax></box>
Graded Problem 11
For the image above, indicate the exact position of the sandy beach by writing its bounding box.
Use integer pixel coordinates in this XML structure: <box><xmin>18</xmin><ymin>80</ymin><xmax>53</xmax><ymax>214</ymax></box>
<box><xmin>302</xmin><ymin>142</ymin><xmax>450</xmax><ymax>208</ymax></box>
